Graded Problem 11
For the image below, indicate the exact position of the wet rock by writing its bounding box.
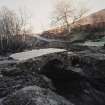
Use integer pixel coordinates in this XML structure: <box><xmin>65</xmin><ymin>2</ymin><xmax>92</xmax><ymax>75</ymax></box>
<box><xmin>78</xmin><ymin>52</ymin><xmax>105</xmax><ymax>78</ymax></box>
<box><xmin>1</xmin><ymin>67</ymin><xmax>23</xmax><ymax>77</ymax></box>
<box><xmin>1</xmin><ymin>86</ymin><xmax>72</xmax><ymax>105</ymax></box>
<box><xmin>0</xmin><ymin>73</ymin><xmax>54</xmax><ymax>98</ymax></box>
<box><xmin>67</xmin><ymin>50</ymin><xmax>105</xmax><ymax>78</ymax></box>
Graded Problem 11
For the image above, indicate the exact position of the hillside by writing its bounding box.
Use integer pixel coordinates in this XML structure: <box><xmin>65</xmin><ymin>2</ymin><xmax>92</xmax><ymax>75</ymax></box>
<box><xmin>40</xmin><ymin>9</ymin><xmax>105</xmax><ymax>42</ymax></box>
<box><xmin>75</xmin><ymin>9</ymin><xmax>105</xmax><ymax>26</ymax></box>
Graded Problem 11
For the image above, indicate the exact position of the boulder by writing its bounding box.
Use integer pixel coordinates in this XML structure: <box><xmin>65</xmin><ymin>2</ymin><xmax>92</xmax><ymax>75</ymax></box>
<box><xmin>1</xmin><ymin>86</ymin><xmax>72</xmax><ymax>105</ymax></box>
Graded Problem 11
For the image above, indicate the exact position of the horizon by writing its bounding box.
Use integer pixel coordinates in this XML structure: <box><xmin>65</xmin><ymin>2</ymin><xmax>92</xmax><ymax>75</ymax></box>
<box><xmin>0</xmin><ymin>0</ymin><xmax>105</xmax><ymax>33</ymax></box>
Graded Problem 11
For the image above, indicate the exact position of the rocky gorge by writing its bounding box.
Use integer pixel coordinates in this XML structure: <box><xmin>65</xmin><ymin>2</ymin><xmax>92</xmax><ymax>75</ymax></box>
<box><xmin>0</xmin><ymin>46</ymin><xmax>105</xmax><ymax>105</ymax></box>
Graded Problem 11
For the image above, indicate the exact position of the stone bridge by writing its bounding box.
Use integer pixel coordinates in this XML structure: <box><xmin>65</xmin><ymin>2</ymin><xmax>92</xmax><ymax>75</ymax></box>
<box><xmin>10</xmin><ymin>48</ymin><xmax>105</xmax><ymax>79</ymax></box>
<box><xmin>10</xmin><ymin>48</ymin><xmax>70</xmax><ymax>73</ymax></box>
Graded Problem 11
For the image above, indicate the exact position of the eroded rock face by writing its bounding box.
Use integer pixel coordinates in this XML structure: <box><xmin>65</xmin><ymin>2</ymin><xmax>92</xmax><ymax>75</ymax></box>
<box><xmin>1</xmin><ymin>86</ymin><xmax>72</xmax><ymax>105</ymax></box>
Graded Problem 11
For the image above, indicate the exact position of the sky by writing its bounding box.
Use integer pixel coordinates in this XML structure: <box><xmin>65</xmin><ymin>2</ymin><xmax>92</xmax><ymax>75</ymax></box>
<box><xmin>0</xmin><ymin>0</ymin><xmax>105</xmax><ymax>33</ymax></box>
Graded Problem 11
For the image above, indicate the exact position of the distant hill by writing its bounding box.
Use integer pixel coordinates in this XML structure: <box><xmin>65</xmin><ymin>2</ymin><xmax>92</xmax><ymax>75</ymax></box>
<box><xmin>40</xmin><ymin>9</ymin><xmax>105</xmax><ymax>42</ymax></box>
<box><xmin>73</xmin><ymin>9</ymin><xmax>105</xmax><ymax>32</ymax></box>
<box><xmin>75</xmin><ymin>9</ymin><xmax>105</xmax><ymax>26</ymax></box>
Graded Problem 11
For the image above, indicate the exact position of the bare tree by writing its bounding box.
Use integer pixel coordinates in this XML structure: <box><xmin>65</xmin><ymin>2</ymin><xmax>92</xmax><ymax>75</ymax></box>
<box><xmin>0</xmin><ymin>6</ymin><xmax>32</xmax><ymax>50</ymax></box>
<box><xmin>18</xmin><ymin>8</ymin><xmax>33</xmax><ymax>41</ymax></box>
<box><xmin>51</xmin><ymin>0</ymin><xmax>89</xmax><ymax>32</ymax></box>
<box><xmin>0</xmin><ymin>7</ymin><xmax>17</xmax><ymax>49</ymax></box>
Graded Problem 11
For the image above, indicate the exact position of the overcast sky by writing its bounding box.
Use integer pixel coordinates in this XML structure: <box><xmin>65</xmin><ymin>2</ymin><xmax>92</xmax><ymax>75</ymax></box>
<box><xmin>0</xmin><ymin>0</ymin><xmax>105</xmax><ymax>33</ymax></box>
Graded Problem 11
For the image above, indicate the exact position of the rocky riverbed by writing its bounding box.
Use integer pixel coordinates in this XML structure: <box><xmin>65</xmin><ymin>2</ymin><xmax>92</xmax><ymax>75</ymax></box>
<box><xmin>0</xmin><ymin>47</ymin><xmax>105</xmax><ymax>105</ymax></box>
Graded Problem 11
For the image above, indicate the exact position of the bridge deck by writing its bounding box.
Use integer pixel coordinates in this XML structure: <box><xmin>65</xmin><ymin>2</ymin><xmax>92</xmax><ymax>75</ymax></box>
<box><xmin>10</xmin><ymin>48</ymin><xmax>66</xmax><ymax>61</ymax></box>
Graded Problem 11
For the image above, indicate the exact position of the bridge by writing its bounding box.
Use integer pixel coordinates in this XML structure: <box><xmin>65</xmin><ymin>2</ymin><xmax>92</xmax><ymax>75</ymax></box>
<box><xmin>10</xmin><ymin>48</ymin><xmax>71</xmax><ymax>73</ymax></box>
<box><xmin>9</xmin><ymin>48</ymin><xmax>105</xmax><ymax>79</ymax></box>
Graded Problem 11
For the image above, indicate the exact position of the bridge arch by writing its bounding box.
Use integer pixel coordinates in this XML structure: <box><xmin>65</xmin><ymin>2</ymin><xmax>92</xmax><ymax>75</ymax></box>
<box><xmin>39</xmin><ymin>52</ymin><xmax>68</xmax><ymax>74</ymax></box>
<box><xmin>40</xmin><ymin>59</ymin><xmax>65</xmax><ymax>79</ymax></box>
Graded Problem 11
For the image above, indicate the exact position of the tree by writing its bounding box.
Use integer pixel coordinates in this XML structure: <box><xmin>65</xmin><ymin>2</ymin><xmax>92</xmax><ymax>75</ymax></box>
<box><xmin>0</xmin><ymin>7</ymin><xmax>32</xmax><ymax>50</ymax></box>
<box><xmin>51</xmin><ymin>0</ymin><xmax>89</xmax><ymax>32</ymax></box>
